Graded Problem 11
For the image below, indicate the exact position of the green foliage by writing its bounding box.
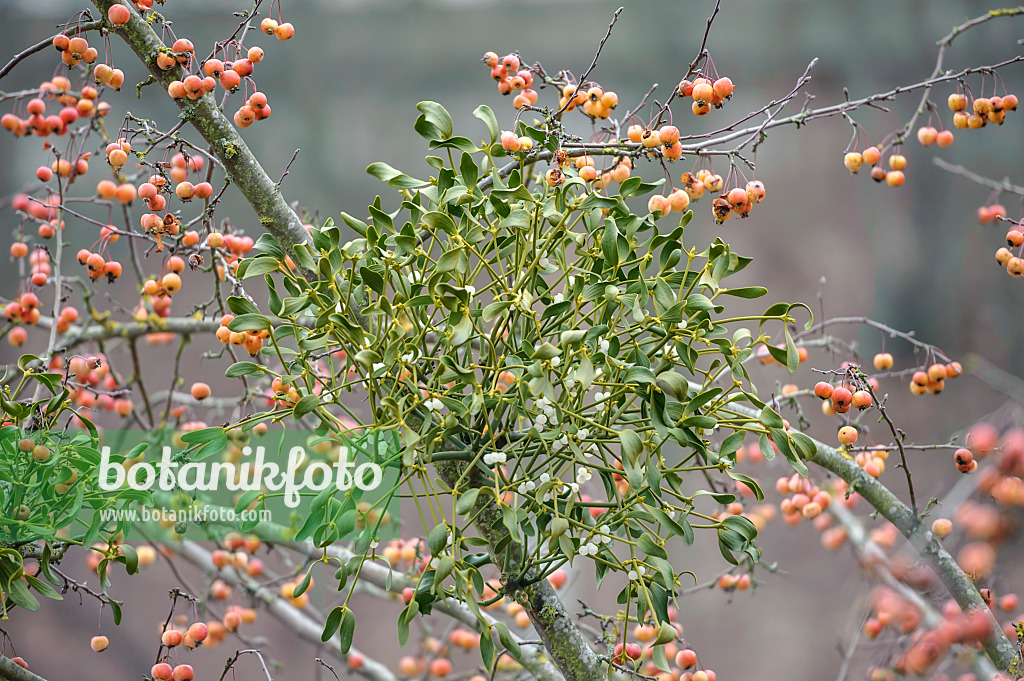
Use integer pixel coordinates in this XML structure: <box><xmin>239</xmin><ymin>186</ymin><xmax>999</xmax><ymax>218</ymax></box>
<box><xmin>218</xmin><ymin>100</ymin><xmax>814</xmax><ymax>650</ymax></box>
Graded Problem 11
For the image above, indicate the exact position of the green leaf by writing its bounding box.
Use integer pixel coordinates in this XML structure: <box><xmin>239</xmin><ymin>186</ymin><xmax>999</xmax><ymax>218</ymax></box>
<box><xmin>619</xmin><ymin>429</ymin><xmax>643</xmax><ymax>463</ymax></box>
<box><xmin>759</xmin><ymin>405</ymin><xmax>784</xmax><ymax>429</ymax></box>
<box><xmin>456</xmin><ymin>488</ymin><xmax>481</xmax><ymax>515</ymax></box>
<box><xmin>253</xmin><ymin>233</ymin><xmax>286</xmax><ymax>258</ymax></box>
<box><xmin>479</xmin><ymin>626</ymin><xmax>495</xmax><ymax>669</ymax></box>
<box><xmin>790</xmin><ymin>432</ymin><xmax>819</xmax><ymax>460</ymax></box>
<box><xmin>225</xmin><ymin>361</ymin><xmax>264</xmax><ymax>378</ymax></box>
<box><xmin>494</xmin><ymin>622</ymin><xmax>522</xmax><ymax>660</ymax></box>
<box><xmin>624</xmin><ymin>366</ymin><xmax>656</xmax><ymax>387</ymax></box>
<box><xmin>601</xmin><ymin>221</ymin><xmax>619</xmax><ymax>269</ymax></box>
<box><xmin>531</xmin><ymin>342</ymin><xmax>561</xmax><ymax>361</ymax></box>
<box><xmin>436</xmin><ymin>249</ymin><xmax>462</xmax><ymax>273</ymax></box>
<box><xmin>338</xmin><ymin>607</ymin><xmax>356</xmax><ymax>654</ymax></box>
<box><xmin>473</xmin><ymin>104</ymin><xmax>499</xmax><ymax>144</ymax></box>
<box><xmin>366</xmin><ymin>162</ymin><xmax>427</xmax><ymax>188</ymax></box>
<box><xmin>483</xmin><ymin>301</ymin><xmax>511</xmax><ymax>323</ymax></box>
<box><xmin>427</xmin><ymin>523</ymin><xmax>449</xmax><ymax>557</ymax></box>
<box><xmin>415</xmin><ymin>101</ymin><xmax>454</xmax><ymax>140</ymax></box>
<box><xmin>24</xmin><ymin>574</ymin><xmax>61</xmax><ymax>601</ymax></box>
<box><xmin>293</xmin><ymin>570</ymin><xmax>313</xmax><ymax>598</ymax></box>
<box><xmin>239</xmin><ymin>256</ymin><xmax>282</xmax><ymax>279</ymax></box>
<box><xmin>421</xmin><ymin>211</ymin><xmax>458</xmax><ymax>235</ymax></box>
<box><xmin>322</xmin><ymin>605</ymin><xmax>345</xmax><ymax>642</ymax></box>
<box><xmin>639</xmin><ymin>533</ymin><xmax>668</xmax><ymax>560</ymax></box>
<box><xmin>429</xmin><ymin>136</ymin><xmax>478</xmax><ymax>153</ymax></box>
<box><xmin>180</xmin><ymin>427</ymin><xmax>226</xmax><ymax>445</ymax></box>
<box><xmin>293</xmin><ymin>395</ymin><xmax>319</xmax><ymax>419</ymax></box>
<box><xmin>719</xmin><ymin>286</ymin><xmax>767</xmax><ymax>299</ymax></box>
<box><xmin>227</xmin><ymin>313</ymin><xmax>271</xmax><ymax>332</ymax></box>
<box><xmin>227</xmin><ymin>296</ymin><xmax>259</xmax><ymax>316</ymax></box>
<box><xmin>785</xmin><ymin>328</ymin><xmax>799</xmax><ymax>373</ymax></box>
<box><xmin>433</xmin><ymin>555</ymin><xmax>455</xmax><ymax>586</ymax></box>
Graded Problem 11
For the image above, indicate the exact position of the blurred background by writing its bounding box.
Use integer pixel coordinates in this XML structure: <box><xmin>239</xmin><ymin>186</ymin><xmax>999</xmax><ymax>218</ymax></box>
<box><xmin>1</xmin><ymin>0</ymin><xmax>1023</xmax><ymax>679</ymax></box>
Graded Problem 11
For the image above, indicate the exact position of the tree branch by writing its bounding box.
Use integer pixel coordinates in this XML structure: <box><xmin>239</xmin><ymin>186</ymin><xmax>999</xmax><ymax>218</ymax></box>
<box><xmin>434</xmin><ymin>459</ymin><xmax>604</xmax><ymax>681</ymax></box>
<box><xmin>175</xmin><ymin>541</ymin><xmax>397</xmax><ymax>681</ymax></box>
<box><xmin>88</xmin><ymin>1</ymin><xmax>310</xmax><ymax>257</ymax></box>
<box><xmin>716</xmin><ymin>393</ymin><xmax>1017</xmax><ymax>670</ymax></box>
<box><xmin>0</xmin><ymin>657</ymin><xmax>49</xmax><ymax>681</ymax></box>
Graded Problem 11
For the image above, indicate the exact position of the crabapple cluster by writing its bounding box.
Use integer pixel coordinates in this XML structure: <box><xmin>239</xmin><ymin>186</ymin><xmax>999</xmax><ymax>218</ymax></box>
<box><xmin>677</xmin><ymin>73</ymin><xmax>735</xmax><ymax>117</ymax></box>
<box><xmin>214</xmin><ymin>313</ymin><xmax>269</xmax><ymax>357</ymax></box>
<box><xmin>481</xmin><ymin>52</ymin><xmax>542</xmax><ymax>111</ymax></box>
<box><xmin>50</xmin><ymin>28</ymin><xmax>100</xmax><ymax>71</ymax></box>
<box><xmin>994</xmin><ymin>217</ymin><xmax>1024</xmax><ymax>278</ymax></box>
<box><xmin>908</xmin><ymin>359</ymin><xmax>962</xmax><ymax>396</ymax></box>
<box><xmin>915</xmin><ymin>124</ymin><xmax>955</xmax><ymax>148</ymax></box>
<box><xmin>656</xmin><ymin>170</ymin><xmax>764</xmax><ymax>224</ymax></box>
<box><xmin>2</xmin><ymin>74</ymin><xmax>111</xmax><ymax>139</ymax></box>
<box><xmin>259</xmin><ymin>17</ymin><xmax>296</xmax><ymax>41</ymax></box>
<box><xmin>853</xmin><ymin>447</ymin><xmax>891</xmax><ymax>479</ymax></box>
<box><xmin>948</xmin><ymin>89</ymin><xmax>1019</xmax><ymax>130</ymax></box>
<box><xmin>4</xmin><ymin>289</ymin><xmax>45</xmax><ymax>347</ymax></box>
<box><xmin>61</xmin><ymin>354</ymin><xmax>134</xmax><ymax>417</ymax></box>
<box><xmin>774</xmin><ymin>472</ymin><xmax>836</xmax><ymax>523</ymax></box>
<box><xmin>556</xmin><ymin>81</ymin><xmax>618</xmax><ymax>119</ymax></box>
<box><xmin>844</xmin><ymin>145</ymin><xmax>909</xmax><ymax>187</ymax></box>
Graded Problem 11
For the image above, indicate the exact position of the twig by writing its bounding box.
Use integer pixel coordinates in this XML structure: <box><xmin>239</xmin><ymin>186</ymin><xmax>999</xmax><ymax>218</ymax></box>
<box><xmin>219</xmin><ymin>650</ymin><xmax>273</xmax><ymax>681</ymax></box>
<box><xmin>277</xmin><ymin>149</ymin><xmax>300</xmax><ymax>187</ymax></box>
<box><xmin>0</xmin><ymin>20</ymin><xmax>105</xmax><ymax>82</ymax></box>
<box><xmin>794</xmin><ymin>316</ymin><xmax>952</xmax><ymax>363</ymax></box>
<box><xmin>931</xmin><ymin>157</ymin><xmax>1024</xmax><ymax>196</ymax></box>
<box><xmin>552</xmin><ymin>7</ymin><xmax>624</xmax><ymax>118</ymax></box>
<box><xmin>858</xmin><ymin>371</ymin><xmax>918</xmax><ymax>515</ymax></box>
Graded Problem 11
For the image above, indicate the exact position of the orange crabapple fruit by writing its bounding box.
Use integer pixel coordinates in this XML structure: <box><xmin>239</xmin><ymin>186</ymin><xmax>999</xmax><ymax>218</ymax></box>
<box><xmin>667</xmin><ymin>189</ymin><xmax>690</xmax><ymax>212</ymax></box>
<box><xmin>427</xmin><ymin>658</ymin><xmax>453</xmax><ymax>677</ymax></box>
<box><xmin>931</xmin><ymin>518</ymin><xmax>953</xmax><ymax>538</ymax></box>
<box><xmin>275</xmin><ymin>22</ymin><xmax>295</xmax><ymax>40</ymax></box>
<box><xmin>861</xmin><ymin>146</ymin><xmax>881</xmax><ymax>166</ymax></box>
<box><xmin>162</xmin><ymin>630</ymin><xmax>183</xmax><ymax>647</ymax></box>
<box><xmin>545</xmin><ymin>167</ymin><xmax>563</xmax><ymax>187</ymax></box>
<box><xmin>916</xmin><ymin>126</ymin><xmax>938</xmax><ymax>145</ymax></box>
<box><xmin>873</xmin><ymin>352</ymin><xmax>894</xmax><ymax>370</ymax></box>
<box><xmin>691</xmin><ymin>81</ymin><xmax>714</xmax><ymax>104</ymax></box>
<box><xmin>172</xmin><ymin>665</ymin><xmax>194</xmax><ymax>681</ymax></box>
<box><xmin>851</xmin><ymin>390</ymin><xmax>873</xmax><ymax>410</ymax></box>
<box><xmin>500</xmin><ymin>131</ymin><xmax>521</xmax><ymax>152</ymax></box>
<box><xmin>90</xmin><ymin>636</ymin><xmax>109</xmax><ymax>652</ymax></box>
<box><xmin>844</xmin><ymin>152</ymin><xmax>863</xmax><ymax>173</ymax></box>
<box><xmin>162</xmin><ymin>272</ymin><xmax>182</xmax><ymax>295</ymax></box>
<box><xmin>746</xmin><ymin>180</ymin><xmax>766</xmax><ymax>204</ymax></box>
<box><xmin>1005</xmin><ymin>257</ymin><xmax>1024</xmax><ymax>276</ymax></box>
<box><xmin>837</xmin><ymin>426</ymin><xmax>859</xmax><ymax>446</ymax></box>
<box><xmin>936</xmin><ymin>129</ymin><xmax>954</xmax><ymax>146</ymax></box>
<box><xmin>640</xmin><ymin>128</ymin><xmax>661</xmax><ymax>148</ymax></box>
<box><xmin>152</xmin><ymin>664</ymin><xmax>173</xmax><ymax>681</ymax></box>
<box><xmin>954</xmin><ymin>448</ymin><xmax>974</xmax><ymax>471</ymax></box>
<box><xmin>190</xmin><ymin>382</ymin><xmax>211</xmax><ymax>400</ymax></box>
<box><xmin>658</xmin><ymin>125</ymin><xmax>680</xmax><ymax>146</ymax></box>
<box><xmin>648</xmin><ymin>194</ymin><xmax>671</xmax><ymax>216</ymax></box>
<box><xmin>187</xmin><ymin>622</ymin><xmax>208</xmax><ymax>642</ymax></box>
<box><xmin>713</xmin><ymin>76</ymin><xmax>735</xmax><ymax>99</ymax></box>
<box><xmin>830</xmin><ymin>386</ymin><xmax>852</xmax><ymax>412</ymax></box>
